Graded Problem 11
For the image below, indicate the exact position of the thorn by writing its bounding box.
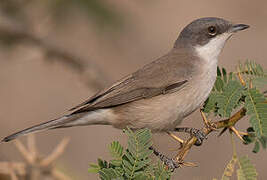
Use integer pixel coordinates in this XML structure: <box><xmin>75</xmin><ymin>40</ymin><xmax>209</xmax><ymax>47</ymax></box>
<box><xmin>14</xmin><ymin>140</ymin><xmax>34</xmax><ymax>164</ymax></box>
<box><xmin>237</xmin><ymin>72</ymin><xmax>246</xmax><ymax>86</ymax></box>
<box><xmin>238</xmin><ymin>131</ymin><xmax>249</xmax><ymax>136</ymax></box>
<box><xmin>40</xmin><ymin>137</ymin><xmax>70</xmax><ymax>166</ymax></box>
<box><xmin>51</xmin><ymin>169</ymin><xmax>72</xmax><ymax>180</ymax></box>
<box><xmin>182</xmin><ymin>161</ymin><xmax>198</xmax><ymax>167</ymax></box>
<box><xmin>229</xmin><ymin>126</ymin><xmax>245</xmax><ymax>143</ymax></box>
<box><xmin>27</xmin><ymin>134</ymin><xmax>37</xmax><ymax>160</ymax></box>
<box><xmin>249</xmin><ymin>79</ymin><xmax>253</xmax><ymax>88</ymax></box>
<box><xmin>200</xmin><ymin>110</ymin><xmax>217</xmax><ymax>131</ymax></box>
<box><xmin>218</xmin><ymin>127</ymin><xmax>228</xmax><ymax>137</ymax></box>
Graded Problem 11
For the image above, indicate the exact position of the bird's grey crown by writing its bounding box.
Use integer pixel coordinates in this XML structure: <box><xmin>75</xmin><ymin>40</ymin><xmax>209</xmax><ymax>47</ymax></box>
<box><xmin>174</xmin><ymin>17</ymin><xmax>232</xmax><ymax>48</ymax></box>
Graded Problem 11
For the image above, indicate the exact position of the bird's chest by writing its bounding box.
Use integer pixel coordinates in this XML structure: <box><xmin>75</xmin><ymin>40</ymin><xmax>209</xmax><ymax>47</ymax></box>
<box><xmin>113</xmin><ymin>60</ymin><xmax>218</xmax><ymax>131</ymax></box>
<box><xmin>169</xmin><ymin>60</ymin><xmax>218</xmax><ymax>124</ymax></box>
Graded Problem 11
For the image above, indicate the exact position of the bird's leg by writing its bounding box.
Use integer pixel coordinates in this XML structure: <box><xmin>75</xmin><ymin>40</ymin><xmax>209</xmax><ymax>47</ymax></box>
<box><xmin>149</xmin><ymin>146</ymin><xmax>180</xmax><ymax>171</ymax></box>
<box><xmin>174</xmin><ymin>127</ymin><xmax>207</xmax><ymax>146</ymax></box>
<box><xmin>149</xmin><ymin>146</ymin><xmax>197</xmax><ymax>170</ymax></box>
<box><xmin>172</xmin><ymin>110</ymin><xmax>214</xmax><ymax>146</ymax></box>
<box><xmin>166</xmin><ymin>132</ymin><xmax>184</xmax><ymax>148</ymax></box>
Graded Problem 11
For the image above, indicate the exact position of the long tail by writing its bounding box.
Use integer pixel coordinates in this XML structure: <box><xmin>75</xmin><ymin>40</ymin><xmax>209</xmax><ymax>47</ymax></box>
<box><xmin>1</xmin><ymin>110</ymin><xmax>110</xmax><ymax>142</ymax></box>
<box><xmin>2</xmin><ymin>116</ymin><xmax>72</xmax><ymax>142</ymax></box>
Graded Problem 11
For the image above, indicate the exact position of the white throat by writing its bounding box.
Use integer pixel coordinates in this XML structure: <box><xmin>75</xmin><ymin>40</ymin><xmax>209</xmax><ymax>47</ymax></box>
<box><xmin>195</xmin><ymin>33</ymin><xmax>232</xmax><ymax>63</ymax></box>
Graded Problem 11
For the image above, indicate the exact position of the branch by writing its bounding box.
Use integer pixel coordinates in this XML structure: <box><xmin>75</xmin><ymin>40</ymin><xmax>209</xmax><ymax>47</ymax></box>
<box><xmin>174</xmin><ymin>108</ymin><xmax>247</xmax><ymax>163</ymax></box>
<box><xmin>0</xmin><ymin>135</ymin><xmax>71</xmax><ymax>179</ymax></box>
<box><xmin>40</xmin><ymin>137</ymin><xmax>70</xmax><ymax>167</ymax></box>
<box><xmin>0</xmin><ymin>14</ymin><xmax>110</xmax><ymax>90</ymax></box>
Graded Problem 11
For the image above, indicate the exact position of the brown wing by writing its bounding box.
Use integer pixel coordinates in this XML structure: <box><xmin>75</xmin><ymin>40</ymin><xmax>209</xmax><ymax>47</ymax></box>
<box><xmin>70</xmin><ymin>48</ymin><xmax>197</xmax><ymax>114</ymax></box>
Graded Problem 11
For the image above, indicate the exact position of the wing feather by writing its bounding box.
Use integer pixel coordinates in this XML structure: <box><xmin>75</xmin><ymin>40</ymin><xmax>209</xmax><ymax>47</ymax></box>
<box><xmin>69</xmin><ymin>48</ymin><xmax>197</xmax><ymax>114</ymax></box>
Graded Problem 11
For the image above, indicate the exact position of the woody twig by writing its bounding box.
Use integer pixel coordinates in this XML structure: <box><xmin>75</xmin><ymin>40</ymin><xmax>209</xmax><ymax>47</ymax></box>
<box><xmin>174</xmin><ymin>107</ymin><xmax>247</xmax><ymax>164</ymax></box>
<box><xmin>0</xmin><ymin>135</ymin><xmax>71</xmax><ymax>180</ymax></box>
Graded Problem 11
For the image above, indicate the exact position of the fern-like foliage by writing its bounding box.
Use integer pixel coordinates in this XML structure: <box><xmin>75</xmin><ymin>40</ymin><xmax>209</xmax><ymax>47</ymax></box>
<box><xmin>237</xmin><ymin>156</ymin><xmax>257</xmax><ymax>180</ymax></box>
<box><xmin>214</xmin><ymin>154</ymin><xmax>257</xmax><ymax>180</ymax></box>
<box><xmin>216</xmin><ymin>80</ymin><xmax>244</xmax><ymax>117</ymax></box>
<box><xmin>203</xmin><ymin>62</ymin><xmax>267</xmax><ymax>153</ymax></box>
<box><xmin>88</xmin><ymin>128</ymin><xmax>172</xmax><ymax>180</ymax></box>
<box><xmin>238</xmin><ymin>60</ymin><xmax>267</xmax><ymax>87</ymax></box>
<box><xmin>203</xmin><ymin>67</ymin><xmax>243</xmax><ymax>117</ymax></box>
<box><xmin>243</xmin><ymin>127</ymin><xmax>267</xmax><ymax>153</ymax></box>
<box><xmin>109</xmin><ymin>141</ymin><xmax>124</xmax><ymax>166</ymax></box>
<box><xmin>244</xmin><ymin>88</ymin><xmax>267</xmax><ymax>138</ymax></box>
<box><xmin>122</xmin><ymin>128</ymin><xmax>153</xmax><ymax>179</ymax></box>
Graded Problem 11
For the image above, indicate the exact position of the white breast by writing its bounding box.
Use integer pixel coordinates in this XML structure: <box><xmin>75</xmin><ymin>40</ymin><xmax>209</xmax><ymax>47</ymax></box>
<box><xmin>195</xmin><ymin>33</ymin><xmax>231</xmax><ymax>63</ymax></box>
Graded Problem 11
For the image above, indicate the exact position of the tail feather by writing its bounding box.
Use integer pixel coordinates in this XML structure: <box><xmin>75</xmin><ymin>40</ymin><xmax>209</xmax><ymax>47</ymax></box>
<box><xmin>2</xmin><ymin>109</ymin><xmax>112</xmax><ymax>142</ymax></box>
<box><xmin>2</xmin><ymin>116</ymin><xmax>70</xmax><ymax>142</ymax></box>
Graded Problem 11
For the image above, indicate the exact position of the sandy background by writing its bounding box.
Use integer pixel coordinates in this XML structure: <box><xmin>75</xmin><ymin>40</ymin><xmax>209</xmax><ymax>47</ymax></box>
<box><xmin>0</xmin><ymin>0</ymin><xmax>266</xmax><ymax>179</ymax></box>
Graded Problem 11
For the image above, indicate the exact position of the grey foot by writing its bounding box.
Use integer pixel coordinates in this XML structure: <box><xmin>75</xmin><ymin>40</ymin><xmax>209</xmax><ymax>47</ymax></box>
<box><xmin>174</xmin><ymin>127</ymin><xmax>207</xmax><ymax>146</ymax></box>
<box><xmin>149</xmin><ymin>146</ymin><xmax>180</xmax><ymax>171</ymax></box>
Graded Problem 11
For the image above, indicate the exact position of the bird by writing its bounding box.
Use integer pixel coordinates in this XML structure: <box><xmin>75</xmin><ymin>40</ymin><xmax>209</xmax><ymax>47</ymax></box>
<box><xmin>2</xmin><ymin>17</ymin><xmax>249</xmax><ymax>143</ymax></box>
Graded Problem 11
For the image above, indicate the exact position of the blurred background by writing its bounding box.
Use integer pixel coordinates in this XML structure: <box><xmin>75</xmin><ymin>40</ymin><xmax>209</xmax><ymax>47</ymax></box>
<box><xmin>0</xmin><ymin>0</ymin><xmax>266</xmax><ymax>179</ymax></box>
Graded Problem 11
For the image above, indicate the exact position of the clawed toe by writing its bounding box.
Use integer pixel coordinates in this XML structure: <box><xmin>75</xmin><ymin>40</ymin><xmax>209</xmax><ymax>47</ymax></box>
<box><xmin>149</xmin><ymin>146</ymin><xmax>180</xmax><ymax>172</ymax></box>
<box><xmin>190</xmin><ymin>128</ymin><xmax>207</xmax><ymax>146</ymax></box>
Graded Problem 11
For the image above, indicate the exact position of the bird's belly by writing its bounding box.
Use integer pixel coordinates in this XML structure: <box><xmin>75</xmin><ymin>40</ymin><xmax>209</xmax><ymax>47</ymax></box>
<box><xmin>111</xmin><ymin>78</ymin><xmax>214</xmax><ymax>131</ymax></box>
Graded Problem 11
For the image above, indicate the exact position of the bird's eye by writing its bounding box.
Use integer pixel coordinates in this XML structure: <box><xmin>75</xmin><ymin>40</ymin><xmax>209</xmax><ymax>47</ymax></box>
<box><xmin>208</xmin><ymin>26</ymin><xmax>217</xmax><ymax>36</ymax></box>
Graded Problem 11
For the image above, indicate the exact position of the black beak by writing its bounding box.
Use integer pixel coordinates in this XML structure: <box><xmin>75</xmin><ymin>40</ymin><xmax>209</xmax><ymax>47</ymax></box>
<box><xmin>231</xmin><ymin>24</ymin><xmax>250</xmax><ymax>33</ymax></box>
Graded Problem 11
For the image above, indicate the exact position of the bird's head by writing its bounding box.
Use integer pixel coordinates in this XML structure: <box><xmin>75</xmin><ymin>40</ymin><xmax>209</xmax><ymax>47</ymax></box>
<box><xmin>175</xmin><ymin>17</ymin><xmax>249</xmax><ymax>61</ymax></box>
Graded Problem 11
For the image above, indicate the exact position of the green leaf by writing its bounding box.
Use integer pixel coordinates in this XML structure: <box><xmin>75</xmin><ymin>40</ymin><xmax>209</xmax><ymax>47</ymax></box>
<box><xmin>244</xmin><ymin>88</ymin><xmax>267</xmax><ymax>138</ymax></box>
<box><xmin>252</xmin><ymin>141</ymin><xmax>260</xmax><ymax>153</ymax></box>
<box><xmin>217</xmin><ymin>66</ymin><xmax>222</xmax><ymax>77</ymax></box>
<box><xmin>237</xmin><ymin>156</ymin><xmax>257</xmax><ymax>180</ymax></box>
<box><xmin>215</xmin><ymin>77</ymin><xmax>225</xmax><ymax>92</ymax></box>
<box><xmin>239</xmin><ymin>60</ymin><xmax>265</xmax><ymax>77</ymax></box>
<box><xmin>110</xmin><ymin>159</ymin><xmax>122</xmax><ymax>167</ymax></box>
<box><xmin>203</xmin><ymin>92</ymin><xmax>219</xmax><ymax>113</ymax></box>
<box><xmin>109</xmin><ymin>141</ymin><xmax>124</xmax><ymax>159</ymax></box>
<box><xmin>88</xmin><ymin>163</ymin><xmax>101</xmax><ymax>173</ymax></box>
<box><xmin>204</xmin><ymin>67</ymin><xmax>246</xmax><ymax>116</ymax></box>
<box><xmin>243</xmin><ymin>127</ymin><xmax>266</xmax><ymax>153</ymax></box>
<box><xmin>222</xmin><ymin>67</ymin><xmax>227</xmax><ymax>83</ymax></box>
<box><xmin>89</xmin><ymin>128</ymin><xmax>173</xmax><ymax>179</ymax></box>
<box><xmin>99</xmin><ymin>168</ymin><xmax>123</xmax><ymax>180</ymax></box>
<box><xmin>98</xmin><ymin>158</ymin><xmax>108</xmax><ymax>168</ymax></box>
<box><xmin>217</xmin><ymin>80</ymin><xmax>244</xmax><ymax>117</ymax></box>
<box><xmin>259</xmin><ymin>136</ymin><xmax>267</xmax><ymax>149</ymax></box>
<box><xmin>243</xmin><ymin>127</ymin><xmax>256</xmax><ymax>145</ymax></box>
<box><xmin>153</xmin><ymin>161</ymin><xmax>171</xmax><ymax>180</ymax></box>
<box><xmin>238</xmin><ymin>61</ymin><xmax>267</xmax><ymax>88</ymax></box>
<box><xmin>122</xmin><ymin>128</ymin><xmax>153</xmax><ymax>179</ymax></box>
<box><xmin>251</xmin><ymin>76</ymin><xmax>267</xmax><ymax>88</ymax></box>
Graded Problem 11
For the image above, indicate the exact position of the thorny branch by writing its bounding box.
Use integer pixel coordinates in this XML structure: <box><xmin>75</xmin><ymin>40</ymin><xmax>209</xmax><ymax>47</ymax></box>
<box><xmin>174</xmin><ymin>107</ymin><xmax>247</xmax><ymax>163</ymax></box>
<box><xmin>0</xmin><ymin>135</ymin><xmax>71</xmax><ymax>180</ymax></box>
<box><xmin>173</xmin><ymin>70</ymin><xmax>267</xmax><ymax>170</ymax></box>
<box><xmin>149</xmin><ymin>107</ymin><xmax>248</xmax><ymax>171</ymax></box>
